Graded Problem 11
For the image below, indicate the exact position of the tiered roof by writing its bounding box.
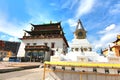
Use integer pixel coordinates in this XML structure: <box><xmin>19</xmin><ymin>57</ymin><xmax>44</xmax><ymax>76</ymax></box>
<box><xmin>21</xmin><ymin>22</ymin><xmax>69</xmax><ymax>47</ymax></box>
<box><xmin>25</xmin><ymin>22</ymin><xmax>63</xmax><ymax>35</ymax></box>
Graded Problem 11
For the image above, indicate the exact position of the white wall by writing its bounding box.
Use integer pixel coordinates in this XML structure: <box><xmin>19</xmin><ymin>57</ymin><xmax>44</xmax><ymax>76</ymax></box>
<box><xmin>23</xmin><ymin>38</ymin><xmax>61</xmax><ymax>46</ymax></box>
<box><xmin>22</xmin><ymin>38</ymin><xmax>67</xmax><ymax>53</ymax></box>
<box><xmin>17</xmin><ymin>42</ymin><xmax>25</xmax><ymax>57</ymax></box>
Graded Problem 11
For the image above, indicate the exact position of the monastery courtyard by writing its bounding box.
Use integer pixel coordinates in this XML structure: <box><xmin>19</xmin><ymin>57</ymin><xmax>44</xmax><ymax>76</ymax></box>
<box><xmin>0</xmin><ymin>62</ymin><xmax>42</xmax><ymax>69</ymax></box>
<box><xmin>0</xmin><ymin>62</ymin><xmax>45</xmax><ymax>80</ymax></box>
<box><xmin>0</xmin><ymin>67</ymin><xmax>46</xmax><ymax>80</ymax></box>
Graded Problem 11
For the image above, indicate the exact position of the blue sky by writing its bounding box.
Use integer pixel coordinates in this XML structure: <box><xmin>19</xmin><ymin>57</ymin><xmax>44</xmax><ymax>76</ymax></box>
<box><xmin>0</xmin><ymin>0</ymin><xmax>120</xmax><ymax>52</ymax></box>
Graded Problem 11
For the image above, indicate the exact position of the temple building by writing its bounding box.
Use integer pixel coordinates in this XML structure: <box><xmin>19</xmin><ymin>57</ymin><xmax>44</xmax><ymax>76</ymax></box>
<box><xmin>103</xmin><ymin>35</ymin><xmax>120</xmax><ymax>57</ymax></box>
<box><xmin>19</xmin><ymin>22</ymin><xmax>69</xmax><ymax>62</ymax></box>
<box><xmin>44</xmin><ymin>20</ymin><xmax>120</xmax><ymax>80</ymax></box>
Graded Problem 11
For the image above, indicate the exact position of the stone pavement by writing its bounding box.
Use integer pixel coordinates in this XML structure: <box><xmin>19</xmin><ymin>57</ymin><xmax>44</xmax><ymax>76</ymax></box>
<box><xmin>0</xmin><ymin>67</ymin><xmax>49</xmax><ymax>80</ymax></box>
<box><xmin>0</xmin><ymin>62</ymin><xmax>42</xmax><ymax>73</ymax></box>
<box><xmin>0</xmin><ymin>62</ymin><xmax>48</xmax><ymax>80</ymax></box>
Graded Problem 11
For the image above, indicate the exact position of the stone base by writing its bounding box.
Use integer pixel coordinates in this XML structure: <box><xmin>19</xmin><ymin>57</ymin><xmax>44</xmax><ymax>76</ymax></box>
<box><xmin>50</xmin><ymin>56</ymin><xmax>61</xmax><ymax>61</ymax></box>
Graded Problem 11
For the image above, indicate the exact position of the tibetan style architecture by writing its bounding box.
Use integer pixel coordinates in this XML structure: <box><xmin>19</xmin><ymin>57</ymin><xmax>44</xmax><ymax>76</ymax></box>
<box><xmin>65</xmin><ymin>19</ymin><xmax>100</xmax><ymax>62</ymax></box>
<box><xmin>51</xmin><ymin>19</ymin><xmax>106</xmax><ymax>62</ymax></box>
<box><xmin>44</xmin><ymin>19</ymin><xmax>120</xmax><ymax>80</ymax></box>
<box><xmin>51</xmin><ymin>19</ymin><xmax>107</xmax><ymax>62</ymax></box>
<box><xmin>103</xmin><ymin>35</ymin><xmax>120</xmax><ymax>57</ymax></box>
<box><xmin>19</xmin><ymin>22</ymin><xmax>69</xmax><ymax>62</ymax></box>
<box><xmin>70</xmin><ymin>19</ymin><xmax>92</xmax><ymax>52</ymax></box>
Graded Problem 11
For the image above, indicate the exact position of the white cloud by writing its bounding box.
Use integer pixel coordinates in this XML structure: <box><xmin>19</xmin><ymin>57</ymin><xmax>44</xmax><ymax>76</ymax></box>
<box><xmin>93</xmin><ymin>24</ymin><xmax>120</xmax><ymax>50</ymax></box>
<box><xmin>75</xmin><ymin>0</ymin><xmax>95</xmax><ymax>18</ymax></box>
<box><xmin>61</xmin><ymin>0</ymin><xmax>72</xmax><ymax>9</ymax></box>
<box><xmin>0</xmin><ymin>1</ymin><xmax>54</xmax><ymax>41</ymax></box>
<box><xmin>8</xmin><ymin>37</ymin><xmax>20</xmax><ymax>42</ymax></box>
<box><xmin>0</xmin><ymin>34</ymin><xmax>8</xmax><ymax>40</ymax></box>
<box><xmin>61</xmin><ymin>0</ymin><xmax>78</xmax><ymax>9</ymax></box>
<box><xmin>67</xmin><ymin>18</ymin><xmax>77</xmax><ymax>31</ymax></box>
<box><xmin>67</xmin><ymin>0</ymin><xmax>96</xmax><ymax>32</ymax></box>
<box><xmin>0</xmin><ymin>13</ymin><xmax>23</xmax><ymax>38</ymax></box>
<box><xmin>0</xmin><ymin>13</ymin><xmax>52</xmax><ymax>41</ymax></box>
<box><xmin>93</xmin><ymin>33</ymin><xmax>117</xmax><ymax>50</ymax></box>
<box><xmin>105</xmin><ymin>24</ymin><xmax>115</xmax><ymax>31</ymax></box>
<box><xmin>109</xmin><ymin>3</ymin><xmax>120</xmax><ymax>14</ymax></box>
<box><xmin>99</xmin><ymin>24</ymin><xmax>116</xmax><ymax>34</ymax></box>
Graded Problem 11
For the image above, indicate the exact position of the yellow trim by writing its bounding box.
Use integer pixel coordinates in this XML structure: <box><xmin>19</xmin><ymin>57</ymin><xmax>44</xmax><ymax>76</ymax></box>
<box><xmin>42</xmin><ymin>64</ymin><xmax>46</xmax><ymax>80</ymax></box>
<box><xmin>80</xmin><ymin>74</ymin><xmax>82</xmax><ymax>80</ymax></box>
<box><xmin>43</xmin><ymin>61</ymin><xmax>120</xmax><ymax>80</ymax></box>
<box><xmin>44</xmin><ymin>61</ymin><xmax>120</xmax><ymax>68</ymax></box>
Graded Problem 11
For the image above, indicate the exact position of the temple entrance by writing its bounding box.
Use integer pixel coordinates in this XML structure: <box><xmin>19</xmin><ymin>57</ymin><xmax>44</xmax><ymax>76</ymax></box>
<box><xmin>26</xmin><ymin>51</ymin><xmax>45</xmax><ymax>62</ymax></box>
<box><xmin>24</xmin><ymin>45</ymin><xmax>50</xmax><ymax>62</ymax></box>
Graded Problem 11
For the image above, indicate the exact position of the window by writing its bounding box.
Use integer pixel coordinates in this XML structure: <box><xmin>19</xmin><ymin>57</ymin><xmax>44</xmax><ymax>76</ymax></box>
<box><xmin>44</xmin><ymin>43</ymin><xmax>48</xmax><ymax>46</ymax></box>
<box><xmin>51</xmin><ymin>42</ymin><xmax>55</xmax><ymax>48</ymax></box>
<box><xmin>89</xmin><ymin>48</ymin><xmax>92</xmax><ymax>51</ymax></box>
<box><xmin>75</xmin><ymin>48</ymin><xmax>78</xmax><ymax>51</ymax></box>
<box><xmin>4</xmin><ymin>52</ymin><xmax>6</xmax><ymax>56</ymax></box>
<box><xmin>27</xmin><ymin>43</ymin><xmax>30</xmax><ymax>46</ymax></box>
<box><xmin>84</xmin><ymin>48</ymin><xmax>87</xmax><ymax>51</ymax></box>
<box><xmin>110</xmin><ymin>47</ymin><xmax>112</xmax><ymax>51</ymax></box>
<box><xmin>33</xmin><ymin>43</ymin><xmax>37</xmax><ymax>45</ymax></box>
<box><xmin>71</xmin><ymin>48</ymin><xmax>74</xmax><ymax>51</ymax></box>
<box><xmin>51</xmin><ymin>50</ymin><xmax>54</xmax><ymax>56</ymax></box>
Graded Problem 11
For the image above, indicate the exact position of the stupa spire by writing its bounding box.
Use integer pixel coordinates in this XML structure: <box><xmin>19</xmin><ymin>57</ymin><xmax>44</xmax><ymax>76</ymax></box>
<box><xmin>76</xmin><ymin>19</ymin><xmax>85</xmax><ymax>31</ymax></box>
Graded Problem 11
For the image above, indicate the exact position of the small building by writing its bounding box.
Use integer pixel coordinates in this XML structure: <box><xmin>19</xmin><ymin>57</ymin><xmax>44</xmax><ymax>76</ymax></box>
<box><xmin>19</xmin><ymin>22</ymin><xmax>69</xmax><ymax>62</ymax></box>
<box><xmin>0</xmin><ymin>40</ymin><xmax>20</xmax><ymax>61</ymax></box>
<box><xmin>103</xmin><ymin>35</ymin><xmax>120</xmax><ymax>57</ymax></box>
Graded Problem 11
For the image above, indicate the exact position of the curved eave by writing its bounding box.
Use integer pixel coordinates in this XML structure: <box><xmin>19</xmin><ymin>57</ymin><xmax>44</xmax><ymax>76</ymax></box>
<box><xmin>25</xmin><ymin>30</ymin><xmax>62</xmax><ymax>35</ymax></box>
<box><xmin>63</xmin><ymin>35</ymin><xmax>69</xmax><ymax>47</ymax></box>
<box><xmin>30</xmin><ymin>22</ymin><xmax>61</xmax><ymax>27</ymax></box>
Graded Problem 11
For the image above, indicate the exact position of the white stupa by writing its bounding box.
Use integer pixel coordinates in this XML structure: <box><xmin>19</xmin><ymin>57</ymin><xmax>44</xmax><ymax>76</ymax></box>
<box><xmin>66</xmin><ymin>19</ymin><xmax>107</xmax><ymax>62</ymax></box>
<box><xmin>51</xmin><ymin>19</ymin><xmax>108</xmax><ymax>62</ymax></box>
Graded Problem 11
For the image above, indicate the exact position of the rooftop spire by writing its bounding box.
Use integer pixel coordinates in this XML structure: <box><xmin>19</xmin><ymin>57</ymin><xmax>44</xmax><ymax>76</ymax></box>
<box><xmin>76</xmin><ymin>19</ymin><xmax>85</xmax><ymax>31</ymax></box>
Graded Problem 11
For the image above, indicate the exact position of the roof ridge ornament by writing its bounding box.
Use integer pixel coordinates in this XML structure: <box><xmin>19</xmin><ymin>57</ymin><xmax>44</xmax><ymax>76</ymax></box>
<box><xmin>117</xmin><ymin>34</ymin><xmax>120</xmax><ymax>39</ymax></box>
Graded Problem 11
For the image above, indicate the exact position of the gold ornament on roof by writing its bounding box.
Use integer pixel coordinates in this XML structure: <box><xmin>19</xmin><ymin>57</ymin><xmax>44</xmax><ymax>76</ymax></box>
<box><xmin>117</xmin><ymin>35</ymin><xmax>120</xmax><ymax>39</ymax></box>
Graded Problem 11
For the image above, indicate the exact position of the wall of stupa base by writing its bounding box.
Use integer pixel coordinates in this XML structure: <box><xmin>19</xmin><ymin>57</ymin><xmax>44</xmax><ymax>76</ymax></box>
<box><xmin>45</xmin><ymin>67</ymin><xmax>120</xmax><ymax>80</ymax></box>
<box><xmin>107</xmin><ymin>56</ymin><xmax>120</xmax><ymax>63</ymax></box>
<box><xmin>50</xmin><ymin>55</ymin><xmax>120</xmax><ymax>62</ymax></box>
<box><xmin>50</xmin><ymin>56</ymin><xmax>88</xmax><ymax>62</ymax></box>
<box><xmin>44</xmin><ymin>58</ymin><xmax>120</xmax><ymax>80</ymax></box>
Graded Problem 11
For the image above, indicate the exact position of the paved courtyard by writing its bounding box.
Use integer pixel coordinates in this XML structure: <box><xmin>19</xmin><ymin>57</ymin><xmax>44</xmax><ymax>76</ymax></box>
<box><xmin>0</xmin><ymin>62</ymin><xmax>47</xmax><ymax>80</ymax></box>
<box><xmin>0</xmin><ymin>68</ymin><xmax>47</xmax><ymax>80</ymax></box>
<box><xmin>0</xmin><ymin>62</ymin><xmax>41</xmax><ymax>69</ymax></box>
